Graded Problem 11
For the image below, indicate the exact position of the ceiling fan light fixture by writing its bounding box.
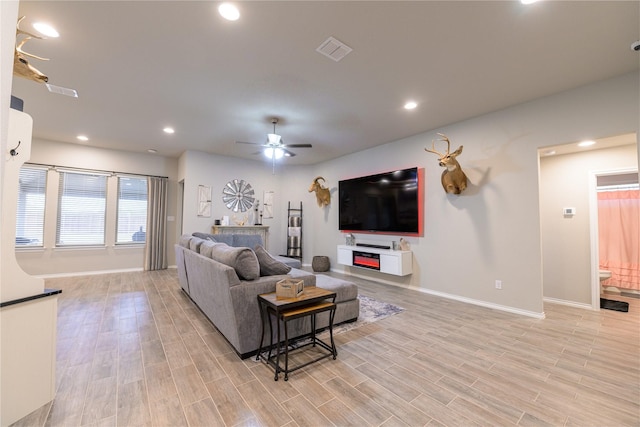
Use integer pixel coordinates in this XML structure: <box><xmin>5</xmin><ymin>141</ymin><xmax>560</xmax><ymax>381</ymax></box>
<box><xmin>264</xmin><ymin>147</ymin><xmax>284</xmax><ymax>159</ymax></box>
<box><xmin>267</xmin><ymin>133</ymin><xmax>281</xmax><ymax>144</ymax></box>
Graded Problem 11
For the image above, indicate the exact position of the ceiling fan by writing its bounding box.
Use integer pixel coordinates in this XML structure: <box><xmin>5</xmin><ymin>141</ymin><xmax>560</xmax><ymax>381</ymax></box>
<box><xmin>236</xmin><ymin>118</ymin><xmax>312</xmax><ymax>158</ymax></box>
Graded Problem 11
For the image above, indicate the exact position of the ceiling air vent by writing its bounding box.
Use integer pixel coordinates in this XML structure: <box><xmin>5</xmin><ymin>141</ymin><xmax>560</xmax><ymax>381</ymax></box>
<box><xmin>316</xmin><ymin>36</ymin><xmax>352</xmax><ymax>62</ymax></box>
<box><xmin>46</xmin><ymin>83</ymin><xmax>78</xmax><ymax>98</ymax></box>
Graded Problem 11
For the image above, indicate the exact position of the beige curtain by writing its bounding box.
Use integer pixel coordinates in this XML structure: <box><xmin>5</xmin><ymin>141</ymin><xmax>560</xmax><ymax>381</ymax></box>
<box><xmin>145</xmin><ymin>176</ymin><xmax>168</xmax><ymax>270</ymax></box>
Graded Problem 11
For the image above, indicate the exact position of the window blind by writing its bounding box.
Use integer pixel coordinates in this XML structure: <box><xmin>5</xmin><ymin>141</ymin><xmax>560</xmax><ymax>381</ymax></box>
<box><xmin>16</xmin><ymin>166</ymin><xmax>47</xmax><ymax>246</ymax></box>
<box><xmin>56</xmin><ymin>171</ymin><xmax>107</xmax><ymax>246</ymax></box>
<box><xmin>116</xmin><ymin>176</ymin><xmax>148</xmax><ymax>244</ymax></box>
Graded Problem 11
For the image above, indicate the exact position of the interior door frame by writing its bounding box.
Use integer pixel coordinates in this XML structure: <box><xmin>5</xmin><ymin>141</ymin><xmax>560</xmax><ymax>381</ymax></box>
<box><xmin>588</xmin><ymin>167</ymin><xmax>639</xmax><ymax>310</ymax></box>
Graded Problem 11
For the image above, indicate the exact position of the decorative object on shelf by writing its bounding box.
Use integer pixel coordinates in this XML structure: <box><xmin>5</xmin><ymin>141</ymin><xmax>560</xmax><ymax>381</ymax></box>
<box><xmin>253</xmin><ymin>199</ymin><xmax>261</xmax><ymax>225</ymax></box>
<box><xmin>345</xmin><ymin>233</ymin><xmax>355</xmax><ymax>246</ymax></box>
<box><xmin>312</xmin><ymin>256</ymin><xmax>330</xmax><ymax>272</ymax></box>
<box><xmin>263</xmin><ymin>191</ymin><xmax>274</xmax><ymax>218</ymax></box>
<box><xmin>232</xmin><ymin>214</ymin><xmax>249</xmax><ymax>226</ymax></box>
<box><xmin>392</xmin><ymin>240</ymin><xmax>399</xmax><ymax>251</ymax></box>
<box><xmin>399</xmin><ymin>238</ymin><xmax>410</xmax><ymax>251</ymax></box>
<box><xmin>222</xmin><ymin>179</ymin><xmax>255</xmax><ymax>212</ymax></box>
<box><xmin>197</xmin><ymin>185</ymin><xmax>212</xmax><ymax>217</ymax></box>
<box><xmin>425</xmin><ymin>133</ymin><xmax>468</xmax><ymax>195</ymax></box>
<box><xmin>309</xmin><ymin>176</ymin><xmax>331</xmax><ymax>207</ymax></box>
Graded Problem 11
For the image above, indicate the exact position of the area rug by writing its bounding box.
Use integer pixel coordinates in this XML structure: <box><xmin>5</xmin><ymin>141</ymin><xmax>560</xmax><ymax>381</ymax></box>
<box><xmin>332</xmin><ymin>295</ymin><xmax>405</xmax><ymax>335</ymax></box>
<box><xmin>600</xmin><ymin>298</ymin><xmax>629</xmax><ymax>312</ymax></box>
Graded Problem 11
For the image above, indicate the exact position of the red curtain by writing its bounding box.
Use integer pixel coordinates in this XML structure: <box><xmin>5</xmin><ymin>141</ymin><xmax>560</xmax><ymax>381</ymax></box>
<box><xmin>598</xmin><ymin>189</ymin><xmax>640</xmax><ymax>290</ymax></box>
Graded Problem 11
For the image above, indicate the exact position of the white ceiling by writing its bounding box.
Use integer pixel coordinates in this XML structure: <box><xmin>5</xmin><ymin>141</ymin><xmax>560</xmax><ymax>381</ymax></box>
<box><xmin>11</xmin><ymin>1</ymin><xmax>640</xmax><ymax>165</ymax></box>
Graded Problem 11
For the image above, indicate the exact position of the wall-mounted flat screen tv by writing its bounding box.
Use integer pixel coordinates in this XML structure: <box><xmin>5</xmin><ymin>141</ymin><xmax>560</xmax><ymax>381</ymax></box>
<box><xmin>338</xmin><ymin>167</ymin><xmax>420</xmax><ymax>234</ymax></box>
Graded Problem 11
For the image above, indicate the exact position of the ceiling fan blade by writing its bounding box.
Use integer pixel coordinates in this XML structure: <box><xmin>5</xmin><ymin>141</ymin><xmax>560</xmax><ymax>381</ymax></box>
<box><xmin>282</xmin><ymin>149</ymin><xmax>296</xmax><ymax>157</ymax></box>
<box><xmin>283</xmin><ymin>144</ymin><xmax>312</xmax><ymax>148</ymax></box>
<box><xmin>235</xmin><ymin>140</ymin><xmax>264</xmax><ymax>146</ymax></box>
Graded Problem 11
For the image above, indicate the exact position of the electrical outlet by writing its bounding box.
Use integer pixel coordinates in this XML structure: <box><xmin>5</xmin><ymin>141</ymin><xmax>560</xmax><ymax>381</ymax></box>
<box><xmin>495</xmin><ymin>280</ymin><xmax>502</xmax><ymax>290</ymax></box>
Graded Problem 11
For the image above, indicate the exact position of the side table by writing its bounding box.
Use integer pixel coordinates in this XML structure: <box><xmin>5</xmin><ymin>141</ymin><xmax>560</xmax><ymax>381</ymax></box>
<box><xmin>256</xmin><ymin>286</ymin><xmax>337</xmax><ymax>381</ymax></box>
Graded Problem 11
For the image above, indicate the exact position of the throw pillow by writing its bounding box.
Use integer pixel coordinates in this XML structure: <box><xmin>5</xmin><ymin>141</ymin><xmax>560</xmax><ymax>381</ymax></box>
<box><xmin>254</xmin><ymin>245</ymin><xmax>292</xmax><ymax>276</ymax></box>
<box><xmin>178</xmin><ymin>234</ymin><xmax>192</xmax><ymax>248</ymax></box>
<box><xmin>208</xmin><ymin>243</ymin><xmax>260</xmax><ymax>280</ymax></box>
<box><xmin>189</xmin><ymin>236</ymin><xmax>205</xmax><ymax>252</ymax></box>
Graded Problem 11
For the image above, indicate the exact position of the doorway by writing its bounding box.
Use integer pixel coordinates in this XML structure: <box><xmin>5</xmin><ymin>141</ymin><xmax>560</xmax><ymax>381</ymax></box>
<box><xmin>588</xmin><ymin>168</ymin><xmax>639</xmax><ymax>309</ymax></box>
<box><xmin>538</xmin><ymin>133</ymin><xmax>638</xmax><ymax>309</ymax></box>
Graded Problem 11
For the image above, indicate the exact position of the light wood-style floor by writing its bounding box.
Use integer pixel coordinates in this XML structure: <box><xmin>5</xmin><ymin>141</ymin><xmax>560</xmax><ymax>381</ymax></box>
<box><xmin>12</xmin><ymin>269</ymin><xmax>640</xmax><ymax>427</ymax></box>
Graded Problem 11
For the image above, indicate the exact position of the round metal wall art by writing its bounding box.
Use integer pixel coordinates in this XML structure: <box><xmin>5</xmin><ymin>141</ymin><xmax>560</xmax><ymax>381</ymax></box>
<box><xmin>222</xmin><ymin>179</ymin><xmax>255</xmax><ymax>212</ymax></box>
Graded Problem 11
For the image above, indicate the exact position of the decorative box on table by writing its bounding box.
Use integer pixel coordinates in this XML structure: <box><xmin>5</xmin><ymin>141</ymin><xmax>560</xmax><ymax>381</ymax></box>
<box><xmin>276</xmin><ymin>279</ymin><xmax>304</xmax><ymax>298</ymax></box>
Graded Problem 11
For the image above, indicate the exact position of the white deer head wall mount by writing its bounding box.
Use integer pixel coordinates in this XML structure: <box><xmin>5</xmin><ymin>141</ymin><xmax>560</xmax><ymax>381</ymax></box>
<box><xmin>425</xmin><ymin>133</ymin><xmax>468</xmax><ymax>195</ymax></box>
<box><xmin>14</xmin><ymin>16</ymin><xmax>49</xmax><ymax>83</ymax></box>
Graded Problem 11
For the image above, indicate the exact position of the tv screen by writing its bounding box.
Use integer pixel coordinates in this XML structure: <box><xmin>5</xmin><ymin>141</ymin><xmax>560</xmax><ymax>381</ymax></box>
<box><xmin>338</xmin><ymin>167</ymin><xmax>420</xmax><ymax>234</ymax></box>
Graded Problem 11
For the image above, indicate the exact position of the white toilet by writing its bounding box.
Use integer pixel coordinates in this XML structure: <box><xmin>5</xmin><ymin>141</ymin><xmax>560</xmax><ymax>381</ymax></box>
<box><xmin>599</xmin><ymin>270</ymin><xmax>612</xmax><ymax>281</ymax></box>
<box><xmin>599</xmin><ymin>270</ymin><xmax>614</xmax><ymax>295</ymax></box>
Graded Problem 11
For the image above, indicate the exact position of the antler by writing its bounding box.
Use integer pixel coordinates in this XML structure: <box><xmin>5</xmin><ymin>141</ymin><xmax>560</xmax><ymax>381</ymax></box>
<box><xmin>314</xmin><ymin>176</ymin><xmax>325</xmax><ymax>183</ymax></box>
<box><xmin>437</xmin><ymin>133</ymin><xmax>451</xmax><ymax>154</ymax></box>
<box><xmin>424</xmin><ymin>133</ymin><xmax>452</xmax><ymax>156</ymax></box>
<box><xmin>16</xmin><ymin>17</ymin><xmax>49</xmax><ymax>61</ymax></box>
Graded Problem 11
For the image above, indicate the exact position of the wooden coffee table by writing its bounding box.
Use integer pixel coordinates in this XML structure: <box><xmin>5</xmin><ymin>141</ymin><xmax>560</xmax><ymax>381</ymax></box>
<box><xmin>256</xmin><ymin>286</ymin><xmax>337</xmax><ymax>381</ymax></box>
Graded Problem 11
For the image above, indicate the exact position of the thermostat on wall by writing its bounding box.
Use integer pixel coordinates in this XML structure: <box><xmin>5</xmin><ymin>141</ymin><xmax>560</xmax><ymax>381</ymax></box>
<box><xmin>563</xmin><ymin>207</ymin><xmax>576</xmax><ymax>216</ymax></box>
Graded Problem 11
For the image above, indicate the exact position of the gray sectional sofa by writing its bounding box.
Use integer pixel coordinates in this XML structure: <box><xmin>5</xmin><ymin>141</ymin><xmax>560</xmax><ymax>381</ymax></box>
<box><xmin>175</xmin><ymin>233</ymin><xmax>359</xmax><ymax>359</ymax></box>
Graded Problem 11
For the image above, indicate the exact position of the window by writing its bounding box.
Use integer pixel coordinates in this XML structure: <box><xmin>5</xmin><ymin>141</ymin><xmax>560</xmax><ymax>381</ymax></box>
<box><xmin>117</xmin><ymin>176</ymin><xmax>148</xmax><ymax>244</ymax></box>
<box><xmin>56</xmin><ymin>171</ymin><xmax>107</xmax><ymax>246</ymax></box>
<box><xmin>16</xmin><ymin>166</ymin><xmax>47</xmax><ymax>246</ymax></box>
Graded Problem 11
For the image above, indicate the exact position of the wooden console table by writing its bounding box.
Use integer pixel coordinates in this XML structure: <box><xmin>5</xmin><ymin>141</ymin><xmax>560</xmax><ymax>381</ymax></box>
<box><xmin>211</xmin><ymin>225</ymin><xmax>269</xmax><ymax>249</ymax></box>
<box><xmin>256</xmin><ymin>287</ymin><xmax>337</xmax><ymax>381</ymax></box>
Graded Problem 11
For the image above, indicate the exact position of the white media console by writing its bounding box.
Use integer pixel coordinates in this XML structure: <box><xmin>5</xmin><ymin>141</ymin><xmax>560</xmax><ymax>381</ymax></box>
<box><xmin>337</xmin><ymin>245</ymin><xmax>412</xmax><ymax>276</ymax></box>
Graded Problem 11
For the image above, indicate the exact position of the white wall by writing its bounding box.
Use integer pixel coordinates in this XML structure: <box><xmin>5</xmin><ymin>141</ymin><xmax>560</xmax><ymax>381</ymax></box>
<box><xmin>303</xmin><ymin>71</ymin><xmax>639</xmax><ymax>316</ymax></box>
<box><xmin>16</xmin><ymin>139</ymin><xmax>180</xmax><ymax>276</ymax></box>
<box><xmin>179</xmin><ymin>150</ymin><xmax>285</xmax><ymax>252</ymax></box>
<box><xmin>540</xmin><ymin>142</ymin><xmax>638</xmax><ymax>305</ymax></box>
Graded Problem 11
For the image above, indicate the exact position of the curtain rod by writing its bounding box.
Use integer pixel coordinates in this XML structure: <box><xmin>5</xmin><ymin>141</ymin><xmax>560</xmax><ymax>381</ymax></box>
<box><xmin>24</xmin><ymin>162</ymin><xmax>169</xmax><ymax>180</ymax></box>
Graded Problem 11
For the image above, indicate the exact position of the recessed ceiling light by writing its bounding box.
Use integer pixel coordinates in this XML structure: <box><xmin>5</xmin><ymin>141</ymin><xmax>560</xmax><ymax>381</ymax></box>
<box><xmin>520</xmin><ymin>0</ymin><xmax>539</xmax><ymax>4</ymax></box>
<box><xmin>218</xmin><ymin>3</ymin><xmax>240</xmax><ymax>21</ymax></box>
<box><xmin>33</xmin><ymin>22</ymin><xmax>59</xmax><ymax>38</ymax></box>
<box><xmin>404</xmin><ymin>101</ymin><xmax>418</xmax><ymax>110</ymax></box>
<box><xmin>163</xmin><ymin>127</ymin><xmax>175</xmax><ymax>134</ymax></box>
<box><xmin>147</xmin><ymin>149</ymin><xmax>158</xmax><ymax>154</ymax></box>
<box><xmin>77</xmin><ymin>135</ymin><xmax>89</xmax><ymax>142</ymax></box>
<box><xmin>578</xmin><ymin>140</ymin><xmax>596</xmax><ymax>147</ymax></box>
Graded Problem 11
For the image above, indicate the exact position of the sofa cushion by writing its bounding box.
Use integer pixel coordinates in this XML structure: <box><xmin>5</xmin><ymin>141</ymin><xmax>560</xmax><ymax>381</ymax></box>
<box><xmin>315</xmin><ymin>274</ymin><xmax>359</xmax><ymax>303</ymax></box>
<box><xmin>199</xmin><ymin>240</ymin><xmax>222</xmax><ymax>258</ymax></box>
<box><xmin>189</xmin><ymin>236</ymin><xmax>206</xmax><ymax>252</ymax></box>
<box><xmin>192</xmin><ymin>231</ymin><xmax>214</xmax><ymax>241</ymax></box>
<box><xmin>210</xmin><ymin>234</ymin><xmax>235</xmax><ymax>246</ymax></box>
<box><xmin>208</xmin><ymin>243</ymin><xmax>260</xmax><ymax>280</ymax></box>
<box><xmin>253</xmin><ymin>245</ymin><xmax>291</xmax><ymax>276</ymax></box>
<box><xmin>234</xmin><ymin>234</ymin><xmax>263</xmax><ymax>248</ymax></box>
<box><xmin>179</xmin><ymin>234</ymin><xmax>192</xmax><ymax>248</ymax></box>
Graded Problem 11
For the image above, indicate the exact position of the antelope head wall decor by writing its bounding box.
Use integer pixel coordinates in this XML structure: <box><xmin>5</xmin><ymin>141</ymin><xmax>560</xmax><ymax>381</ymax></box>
<box><xmin>425</xmin><ymin>133</ymin><xmax>468</xmax><ymax>195</ymax></box>
<box><xmin>14</xmin><ymin>16</ymin><xmax>49</xmax><ymax>83</ymax></box>
<box><xmin>308</xmin><ymin>176</ymin><xmax>331</xmax><ymax>207</ymax></box>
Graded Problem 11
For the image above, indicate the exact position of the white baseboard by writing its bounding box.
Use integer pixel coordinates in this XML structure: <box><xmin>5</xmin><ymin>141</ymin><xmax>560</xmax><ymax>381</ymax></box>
<box><xmin>333</xmin><ymin>268</ymin><xmax>545</xmax><ymax>319</ymax></box>
<box><xmin>35</xmin><ymin>267</ymin><xmax>144</xmax><ymax>279</ymax></box>
<box><xmin>543</xmin><ymin>296</ymin><xmax>595</xmax><ymax>310</ymax></box>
